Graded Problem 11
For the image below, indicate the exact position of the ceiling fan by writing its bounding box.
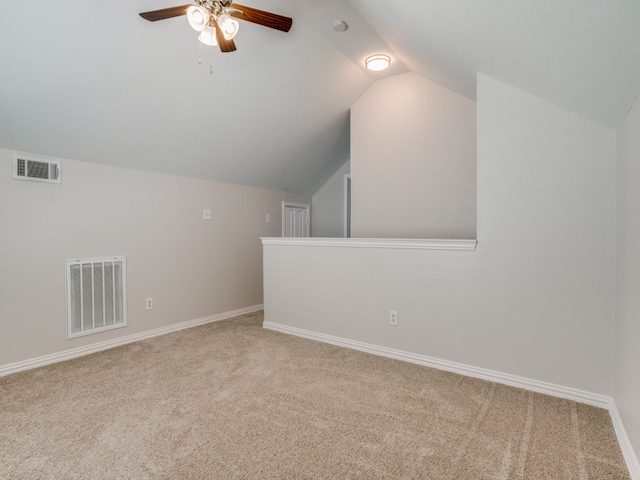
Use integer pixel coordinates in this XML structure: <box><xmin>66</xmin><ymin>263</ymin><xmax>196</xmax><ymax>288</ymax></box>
<box><xmin>139</xmin><ymin>1</ymin><xmax>292</xmax><ymax>52</ymax></box>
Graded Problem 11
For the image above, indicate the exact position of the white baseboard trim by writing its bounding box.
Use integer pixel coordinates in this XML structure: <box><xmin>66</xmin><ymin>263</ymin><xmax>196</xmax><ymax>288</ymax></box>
<box><xmin>609</xmin><ymin>402</ymin><xmax>640</xmax><ymax>480</ymax></box>
<box><xmin>263</xmin><ymin>321</ymin><xmax>640</xmax><ymax>479</ymax></box>
<box><xmin>0</xmin><ymin>304</ymin><xmax>263</xmax><ymax>378</ymax></box>
<box><xmin>263</xmin><ymin>321</ymin><xmax>609</xmax><ymax>407</ymax></box>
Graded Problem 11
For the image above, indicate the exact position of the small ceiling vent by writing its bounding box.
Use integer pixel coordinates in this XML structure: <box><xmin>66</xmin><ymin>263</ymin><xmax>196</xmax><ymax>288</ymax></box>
<box><xmin>13</xmin><ymin>154</ymin><xmax>61</xmax><ymax>184</ymax></box>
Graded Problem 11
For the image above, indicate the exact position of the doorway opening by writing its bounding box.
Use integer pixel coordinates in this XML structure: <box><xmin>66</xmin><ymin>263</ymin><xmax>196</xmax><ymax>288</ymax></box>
<box><xmin>282</xmin><ymin>202</ymin><xmax>310</xmax><ymax>237</ymax></box>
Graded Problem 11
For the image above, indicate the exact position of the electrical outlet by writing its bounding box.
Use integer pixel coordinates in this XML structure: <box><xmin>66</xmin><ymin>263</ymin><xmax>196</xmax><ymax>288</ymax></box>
<box><xmin>146</xmin><ymin>298</ymin><xmax>153</xmax><ymax>310</ymax></box>
<box><xmin>203</xmin><ymin>209</ymin><xmax>212</xmax><ymax>220</ymax></box>
<box><xmin>266</xmin><ymin>213</ymin><xmax>271</xmax><ymax>223</ymax></box>
<box><xmin>389</xmin><ymin>310</ymin><xmax>398</xmax><ymax>326</ymax></box>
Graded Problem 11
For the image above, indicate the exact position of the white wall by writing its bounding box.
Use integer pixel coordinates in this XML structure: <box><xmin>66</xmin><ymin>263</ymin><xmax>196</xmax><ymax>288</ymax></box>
<box><xmin>311</xmin><ymin>161</ymin><xmax>350</xmax><ymax>237</ymax></box>
<box><xmin>0</xmin><ymin>148</ymin><xmax>308</xmax><ymax>367</ymax></box>
<box><xmin>615</xmin><ymin>94</ymin><xmax>640</xmax><ymax>462</ymax></box>
<box><xmin>263</xmin><ymin>74</ymin><xmax>616</xmax><ymax>395</ymax></box>
<box><xmin>351</xmin><ymin>72</ymin><xmax>477</xmax><ymax>239</ymax></box>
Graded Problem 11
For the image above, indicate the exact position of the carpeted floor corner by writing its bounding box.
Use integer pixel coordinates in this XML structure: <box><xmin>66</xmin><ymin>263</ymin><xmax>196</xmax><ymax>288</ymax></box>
<box><xmin>0</xmin><ymin>311</ymin><xmax>631</xmax><ymax>479</ymax></box>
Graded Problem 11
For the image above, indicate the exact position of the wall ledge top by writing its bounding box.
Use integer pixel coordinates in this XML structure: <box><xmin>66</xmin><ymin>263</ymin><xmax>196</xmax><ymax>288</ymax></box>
<box><xmin>260</xmin><ymin>238</ymin><xmax>477</xmax><ymax>251</ymax></box>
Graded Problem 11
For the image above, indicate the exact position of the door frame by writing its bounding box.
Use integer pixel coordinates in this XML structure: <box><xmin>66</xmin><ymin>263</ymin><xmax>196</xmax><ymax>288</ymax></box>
<box><xmin>282</xmin><ymin>202</ymin><xmax>311</xmax><ymax>237</ymax></box>
<box><xmin>343</xmin><ymin>174</ymin><xmax>351</xmax><ymax>238</ymax></box>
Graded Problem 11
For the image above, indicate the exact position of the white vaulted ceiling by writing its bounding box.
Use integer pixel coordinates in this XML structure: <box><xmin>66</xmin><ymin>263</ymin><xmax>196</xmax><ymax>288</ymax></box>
<box><xmin>1</xmin><ymin>0</ymin><xmax>639</xmax><ymax>194</ymax></box>
<box><xmin>351</xmin><ymin>0</ymin><xmax>640</xmax><ymax>129</ymax></box>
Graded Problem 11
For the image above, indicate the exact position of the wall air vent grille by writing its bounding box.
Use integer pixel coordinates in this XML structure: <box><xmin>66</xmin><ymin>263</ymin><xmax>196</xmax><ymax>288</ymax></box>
<box><xmin>65</xmin><ymin>257</ymin><xmax>127</xmax><ymax>339</ymax></box>
<box><xmin>13</xmin><ymin>154</ymin><xmax>61</xmax><ymax>183</ymax></box>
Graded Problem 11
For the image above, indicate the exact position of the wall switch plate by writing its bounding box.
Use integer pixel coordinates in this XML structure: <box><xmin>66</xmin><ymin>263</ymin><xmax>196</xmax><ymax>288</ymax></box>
<box><xmin>389</xmin><ymin>310</ymin><xmax>398</xmax><ymax>326</ymax></box>
<box><xmin>146</xmin><ymin>298</ymin><xmax>153</xmax><ymax>310</ymax></box>
<box><xmin>266</xmin><ymin>213</ymin><xmax>271</xmax><ymax>223</ymax></box>
<box><xmin>203</xmin><ymin>209</ymin><xmax>212</xmax><ymax>220</ymax></box>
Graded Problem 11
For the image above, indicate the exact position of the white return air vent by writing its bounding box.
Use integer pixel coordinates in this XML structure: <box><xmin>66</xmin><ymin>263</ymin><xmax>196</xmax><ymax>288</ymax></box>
<box><xmin>66</xmin><ymin>257</ymin><xmax>127</xmax><ymax>339</ymax></box>
<box><xmin>13</xmin><ymin>154</ymin><xmax>60</xmax><ymax>183</ymax></box>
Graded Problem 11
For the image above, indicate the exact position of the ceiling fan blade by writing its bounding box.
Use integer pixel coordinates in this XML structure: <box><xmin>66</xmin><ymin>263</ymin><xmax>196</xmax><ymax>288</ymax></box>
<box><xmin>230</xmin><ymin>3</ymin><xmax>292</xmax><ymax>32</ymax></box>
<box><xmin>139</xmin><ymin>4</ymin><xmax>191</xmax><ymax>22</ymax></box>
<box><xmin>215</xmin><ymin>22</ymin><xmax>237</xmax><ymax>53</ymax></box>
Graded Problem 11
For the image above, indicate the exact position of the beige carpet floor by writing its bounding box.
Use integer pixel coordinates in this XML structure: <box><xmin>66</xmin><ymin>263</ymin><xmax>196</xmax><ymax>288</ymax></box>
<box><xmin>0</xmin><ymin>311</ymin><xmax>631</xmax><ymax>479</ymax></box>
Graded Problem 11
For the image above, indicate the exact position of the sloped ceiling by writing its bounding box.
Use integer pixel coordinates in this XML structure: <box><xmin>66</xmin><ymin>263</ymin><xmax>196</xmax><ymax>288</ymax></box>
<box><xmin>1</xmin><ymin>1</ymin><xmax>639</xmax><ymax>194</ymax></box>
<box><xmin>351</xmin><ymin>0</ymin><xmax>640</xmax><ymax>129</ymax></box>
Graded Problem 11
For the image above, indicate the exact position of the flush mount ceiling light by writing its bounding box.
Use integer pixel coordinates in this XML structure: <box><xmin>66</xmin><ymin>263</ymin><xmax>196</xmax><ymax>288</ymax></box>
<box><xmin>365</xmin><ymin>54</ymin><xmax>391</xmax><ymax>72</ymax></box>
<box><xmin>139</xmin><ymin>1</ymin><xmax>292</xmax><ymax>53</ymax></box>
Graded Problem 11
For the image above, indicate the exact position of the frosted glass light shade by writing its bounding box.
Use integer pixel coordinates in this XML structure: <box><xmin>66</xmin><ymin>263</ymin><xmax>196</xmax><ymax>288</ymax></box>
<box><xmin>198</xmin><ymin>25</ymin><xmax>219</xmax><ymax>46</ymax></box>
<box><xmin>217</xmin><ymin>13</ymin><xmax>239</xmax><ymax>40</ymax></box>
<box><xmin>187</xmin><ymin>6</ymin><xmax>209</xmax><ymax>32</ymax></box>
<box><xmin>365</xmin><ymin>54</ymin><xmax>391</xmax><ymax>71</ymax></box>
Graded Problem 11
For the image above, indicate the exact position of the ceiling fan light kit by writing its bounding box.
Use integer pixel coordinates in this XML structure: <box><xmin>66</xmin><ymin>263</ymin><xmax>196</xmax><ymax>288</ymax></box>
<box><xmin>198</xmin><ymin>25</ymin><xmax>219</xmax><ymax>46</ymax></box>
<box><xmin>216</xmin><ymin>13</ymin><xmax>239</xmax><ymax>40</ymax></box>
<box><xmin>365</xmin><ymin>54</ymin><xmax>391</xmax><ymax>72</ymax></box>
<box><xmin>140</xmin><ymin>1</ymin><xmax>292</xmax><ymax>54</ymax></box>
<box><xmin>186</xmin><ymin>5</ymin><xmax>209</xmax><ymax>31</ymax></box>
